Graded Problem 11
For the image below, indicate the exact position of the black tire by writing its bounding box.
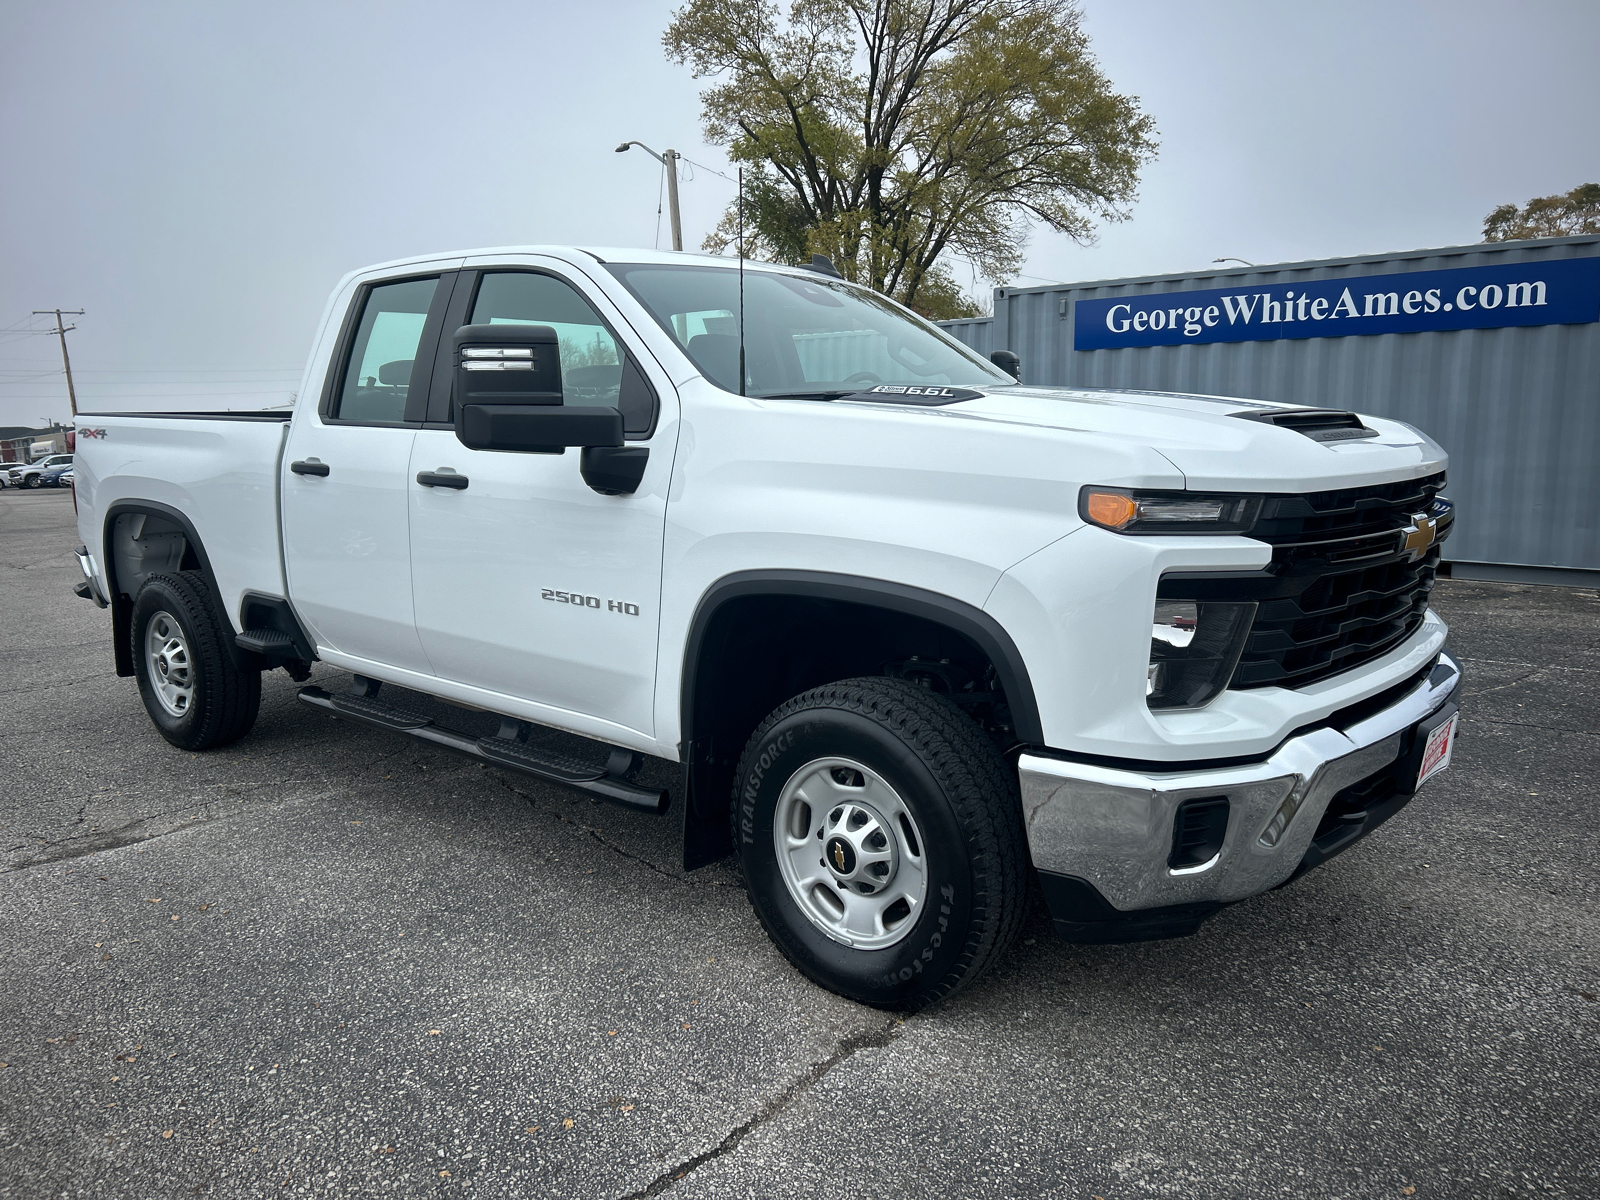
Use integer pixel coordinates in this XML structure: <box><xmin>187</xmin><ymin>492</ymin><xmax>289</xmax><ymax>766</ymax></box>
<box><xmin>731</xmin><ymin>677</ymin><xmax>1027</xmax><ymax>1010</ymax></box>
<box><xmin>131</xmin><ymin>571</ymin><xmax>261</xmax><ymax>751</ymax></box>
<box><xmin>21</xmin><ymin>475</ymin><xmax>37</xmax><ymax>489</ymax></box>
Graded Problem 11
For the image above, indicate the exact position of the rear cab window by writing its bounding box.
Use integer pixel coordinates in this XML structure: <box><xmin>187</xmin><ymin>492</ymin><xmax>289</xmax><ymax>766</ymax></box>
<box><xmin>329</xmin><ymin>276</ymin><xmax>441</xmax><ymax>425</ymax></box>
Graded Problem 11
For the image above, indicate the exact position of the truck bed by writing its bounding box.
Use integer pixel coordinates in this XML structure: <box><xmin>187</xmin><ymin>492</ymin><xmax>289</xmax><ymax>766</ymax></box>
<box><xmin>74</xmin><ymin>410</ymin><xmax>293</xmax><ymax>628</ymax></box>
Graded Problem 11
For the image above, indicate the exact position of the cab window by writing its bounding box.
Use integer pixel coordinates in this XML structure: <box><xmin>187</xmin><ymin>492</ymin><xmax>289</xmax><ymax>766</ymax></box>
<box><xmin>333</xmin><ymin>276</ymin><xmax>440</xmax><ymax>424</ymax></box>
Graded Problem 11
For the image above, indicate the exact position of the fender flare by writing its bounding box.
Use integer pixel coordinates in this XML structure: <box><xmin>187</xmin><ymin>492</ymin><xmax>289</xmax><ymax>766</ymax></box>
<box><xmin>679</xmin><ymin>569</ymin><xmax>1043</xmax><ymax>746</ymax></box>
<box><xmin>101</xmin><ymin>499</ymin><xmax>240</xmax><ymax>677</ymax></box>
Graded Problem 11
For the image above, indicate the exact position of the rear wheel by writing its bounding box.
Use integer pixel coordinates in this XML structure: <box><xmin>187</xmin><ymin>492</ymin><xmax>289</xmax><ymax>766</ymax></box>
<box><xmin>731</xmin><ymin>677</ymin><xmax>1026</xmax><ymax>1010</ymax></box>
<box><xmin>131</xmin><ymin>571</ymin><xmax>260</xmax><ymax>750</ymax></box>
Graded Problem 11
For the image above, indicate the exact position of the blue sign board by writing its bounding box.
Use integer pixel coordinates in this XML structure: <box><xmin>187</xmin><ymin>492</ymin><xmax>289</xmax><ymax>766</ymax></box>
<box><xmin>1073</xmin><ymin>256</ymin><xmax>1600</xmax><ymax>350</ymax></box>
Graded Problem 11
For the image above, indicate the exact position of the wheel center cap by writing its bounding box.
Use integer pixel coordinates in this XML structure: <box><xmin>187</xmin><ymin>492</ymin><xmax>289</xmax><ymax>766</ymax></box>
<box><xmin>825</xmin><ymin>837</ymin><xmax>856</xmax><ymax>877</ymax></box>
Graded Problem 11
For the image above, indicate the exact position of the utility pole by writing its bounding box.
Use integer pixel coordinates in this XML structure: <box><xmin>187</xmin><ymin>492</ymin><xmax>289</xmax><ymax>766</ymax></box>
<box><xmin>615</xmin><ymin>142</ymin><xmax>682</xmax><ymax>251</ymax></box>
<box><xmin>33</xmin><ymin>309</ymin><xmax>83</xmax><ymax>417</ymax></box>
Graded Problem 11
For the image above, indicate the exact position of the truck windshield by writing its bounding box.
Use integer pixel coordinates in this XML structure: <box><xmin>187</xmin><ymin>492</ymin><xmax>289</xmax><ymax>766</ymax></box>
<box><xmin>606</xmin><ymin>263</ymin><xmax>1010</xmax><ymax>398</ymax></box>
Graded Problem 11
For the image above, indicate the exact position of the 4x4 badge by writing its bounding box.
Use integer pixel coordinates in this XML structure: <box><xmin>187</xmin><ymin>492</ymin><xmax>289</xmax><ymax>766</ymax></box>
<box><xmin>1400</xmin><ymin>513</ymin><xmax>1437</xmax><ymax>561</ymax></box>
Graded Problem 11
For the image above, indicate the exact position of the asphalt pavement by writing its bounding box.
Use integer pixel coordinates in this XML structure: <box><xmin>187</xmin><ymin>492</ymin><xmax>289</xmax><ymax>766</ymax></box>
<box><xmin>2</xmin><ymin>486</ymin><xmax>1596</xmax><ymax>1200</ymax></box>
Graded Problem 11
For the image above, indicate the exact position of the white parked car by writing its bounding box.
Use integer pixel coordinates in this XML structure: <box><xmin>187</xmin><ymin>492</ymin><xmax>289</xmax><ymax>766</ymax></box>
<box><xmin>68</xmin><ymin>246</ymin><xmax>1460</xmax><ymax>1008</ymax></box>
<box><xmin>8</xmin><ymin>453</ymin><xmax>72</xmax><ymax>488</ymax></box>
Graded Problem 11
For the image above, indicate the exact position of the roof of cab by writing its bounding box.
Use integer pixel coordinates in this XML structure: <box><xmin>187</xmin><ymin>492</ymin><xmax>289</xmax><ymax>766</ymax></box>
<box><xmin>346</xmin><ymin>245</ymin><xmax>817</xmax><ymax>278</ymax></box>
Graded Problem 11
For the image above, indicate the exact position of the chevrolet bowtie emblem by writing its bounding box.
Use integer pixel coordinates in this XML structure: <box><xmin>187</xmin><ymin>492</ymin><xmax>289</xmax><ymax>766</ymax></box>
<box><xmin>832</xmin><ymin>843</ymin><xmax>846</xmax><ymax>871</ymax></box>
<box><xmin>1400</xmin><ymin>513</ymin><xmax>1437</xmax><ymax>561</ymax></box>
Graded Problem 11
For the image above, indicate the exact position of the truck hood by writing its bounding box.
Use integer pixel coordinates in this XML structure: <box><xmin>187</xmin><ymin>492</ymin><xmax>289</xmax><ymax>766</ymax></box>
<box><xmin>843</xmin><ymin>384</ymin><xmax>1447</xmax><ymax>492</ymax></box>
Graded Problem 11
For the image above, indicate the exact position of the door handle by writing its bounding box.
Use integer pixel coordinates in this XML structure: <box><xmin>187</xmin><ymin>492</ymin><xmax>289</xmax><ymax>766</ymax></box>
<box><xmin>290</xmin><ymin>460</ymin><xmax>330</xmax><ymax>477</ymax></box>
<box><xmin>416</xmin><ymin>470</ymin><xmax>468</xmax><ymax>490</ymax></box>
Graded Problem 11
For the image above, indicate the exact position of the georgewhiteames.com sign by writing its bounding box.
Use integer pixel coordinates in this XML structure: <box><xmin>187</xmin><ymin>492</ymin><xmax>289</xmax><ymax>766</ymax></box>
<box><xmin>1073</xmin><ymin>256</ymin><xmax>1600</xmax><ymax>350</ymax></box>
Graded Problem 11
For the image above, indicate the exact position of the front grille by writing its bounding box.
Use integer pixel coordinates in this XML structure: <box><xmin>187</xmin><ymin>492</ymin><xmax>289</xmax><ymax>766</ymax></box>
<box><xmin>1160</xmin><ymin>472</ymin><xmax>1450</xmax><ymax>691</ymax></box>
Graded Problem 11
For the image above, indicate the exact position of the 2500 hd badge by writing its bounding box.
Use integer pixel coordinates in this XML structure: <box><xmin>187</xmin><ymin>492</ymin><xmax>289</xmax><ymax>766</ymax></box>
<box><xmin>541</xmin><ymin>589</ymin><xmax>640</xmax><ymax>616</ymax></box>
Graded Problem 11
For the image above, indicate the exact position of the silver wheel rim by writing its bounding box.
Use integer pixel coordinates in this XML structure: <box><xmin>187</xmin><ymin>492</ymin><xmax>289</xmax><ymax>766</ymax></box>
<box><xmin>145</xmin><ymin>610</ymin><xmax>194</xmax><ymax>718</ymax></box>
<box><xmin>773</xmin><ymin>756</ymin><xmax>928</xmax><ymax>950</ymax></box>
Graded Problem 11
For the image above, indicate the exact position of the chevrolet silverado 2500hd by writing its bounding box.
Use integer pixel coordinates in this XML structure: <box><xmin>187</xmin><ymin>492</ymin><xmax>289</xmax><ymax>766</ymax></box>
<box><xmin>70</xmin><ymin>247</ymin><xmax>1461</xmax><ymax>1008</ymax></box>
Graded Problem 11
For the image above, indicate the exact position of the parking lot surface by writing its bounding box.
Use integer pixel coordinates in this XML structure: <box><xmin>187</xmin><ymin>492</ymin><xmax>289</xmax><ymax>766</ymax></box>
<box><xmin>2</xmin><ymin>487</ymin><xmax>1597</xmax><ymax>1199</ymax></box>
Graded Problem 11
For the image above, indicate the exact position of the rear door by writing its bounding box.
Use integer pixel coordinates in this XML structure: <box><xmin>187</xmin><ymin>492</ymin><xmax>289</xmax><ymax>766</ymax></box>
<box><xmin>405</xmin><ymin>257</ymin><xmax>677</xmax><ymax>737</ymax></box>
<box><xmin>281</xmin><ymin>270</ymin><xmax>457</xmax><ymax>674</ymax></box>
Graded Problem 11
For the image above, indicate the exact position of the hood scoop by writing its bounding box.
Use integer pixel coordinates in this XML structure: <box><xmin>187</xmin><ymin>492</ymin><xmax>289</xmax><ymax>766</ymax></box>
<box><xmin>1232</xmin><ymin>408</ymin><xmax>1379</xmax><ymax>443</ymax></box>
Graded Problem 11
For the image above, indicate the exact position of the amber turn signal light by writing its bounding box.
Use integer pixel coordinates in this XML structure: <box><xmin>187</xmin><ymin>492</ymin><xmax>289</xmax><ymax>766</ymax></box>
<box><xmin>1084</xmin><ymin>490</ymin><xmax>1139</xmax><ymax>530</ymax></box>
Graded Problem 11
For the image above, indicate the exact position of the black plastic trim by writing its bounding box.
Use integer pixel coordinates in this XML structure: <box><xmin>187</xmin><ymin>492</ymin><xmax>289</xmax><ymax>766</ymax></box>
<box><xmin>101</xmin><ymin>500</ymin><xmax>242</xmax><ymax>676</ymax></box>
<box><xmin>402</xmin><ymin>270</ymin><xmax>461</xmax><ymax>424</ymax></box>
<box><xmin>425</xmin><ymin>270</ymin><xmax>478</xmax><ymax>425</ymax></box>
<box><xmin>580</xmin><ymin>446</ymin><xmax>648</xmax><ymax>495</ymax></box>
<box><xmin>415</xmin><ymin>470</ymin><xmax>469</xmax><ymax>490</ymax></box>
<box><xmin>297</xmin><ymin>685</ymin><xmax>668</xmax><ymax>815</ymax></box>
<box><xmin>76</xmin><ymin>411</ymin><xmax>292</xmax><ymax>422</ymax></box>
<box><xmin>237</xmin><ymin>592</ymin><xmax>317</xmax><ymax>662</ymax></box>
<box><xmin>1036</xmin><ymin>870</ymin><xmax>1225</xmax><ymax>944</ymax></box>
<box><xmin>680</xmin><ymin>570</ymin><xmax>1044</xmax><ymax>747</ymax></box>
<box><xmin>1233</xmin><ymin>408</ymin><xmax>1380</xmax><ymax>443</ymax></box>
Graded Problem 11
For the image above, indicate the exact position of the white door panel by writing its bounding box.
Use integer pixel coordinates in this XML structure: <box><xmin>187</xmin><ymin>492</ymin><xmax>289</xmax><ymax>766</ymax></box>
<box><xmin>281</xmin><ymin>423</ymin><xmax>431</xmax><ymax>673</ymax></box>
<box><xmin>408</xmin><ymin>429</ymin><xmax>665</xmax><ymax>734</ymax></box>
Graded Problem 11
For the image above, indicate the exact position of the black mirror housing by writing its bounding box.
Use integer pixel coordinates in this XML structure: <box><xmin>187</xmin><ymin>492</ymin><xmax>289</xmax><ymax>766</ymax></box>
<box><xmin>460</xmin><ymin>405</ymin><xmax>623</xmax><ymax>454</ymax></box>
<box><xmin>451</xmin><ymin>323</ymin><xmax>623</xmax><ymax>454</ymax></box>
<box><xmin>453</xmin><ymin>323</ymin><xmax>562</xmax><ymax>407</ymax></box>
<box><xmin>580</xmin><ymin>446</ymin><xmax>649</xmax><ymax>495</ymax></box>
<box><xmin>990</xmin><ymin>350</ymin><xmax>1021</xmax><ymax>380</ymax></box>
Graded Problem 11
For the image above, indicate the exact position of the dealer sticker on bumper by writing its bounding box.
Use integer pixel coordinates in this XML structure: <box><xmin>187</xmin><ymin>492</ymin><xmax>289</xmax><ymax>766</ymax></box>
<box><xmin>1416</xmin><ymin>712</ymin><xmax>1459</xmax><ymax>789</ymax></box>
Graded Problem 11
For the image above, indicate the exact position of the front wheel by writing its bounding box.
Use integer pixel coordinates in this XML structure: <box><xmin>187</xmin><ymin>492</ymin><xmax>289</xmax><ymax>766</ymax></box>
<box><xmin>732</xmin><ymin>678</ymin><xmax>1026</xmax><ymax>1009</ymax></box>
<box><xmin>131</xmin><ymin>571</ymin><xmax>261</xmax><ymax>750</ymax></box>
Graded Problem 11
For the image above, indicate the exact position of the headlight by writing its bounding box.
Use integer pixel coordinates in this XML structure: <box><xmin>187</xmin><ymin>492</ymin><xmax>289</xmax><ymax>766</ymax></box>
<box><xmin>1080</xmin><ymin>487</ymin><xmax>1261</xmax><ymax>534</ymax></box>
<box><xmin>1147</xmin><ymin>599</ymin><xmax>1256</xmax><ymax>710</ymax></box>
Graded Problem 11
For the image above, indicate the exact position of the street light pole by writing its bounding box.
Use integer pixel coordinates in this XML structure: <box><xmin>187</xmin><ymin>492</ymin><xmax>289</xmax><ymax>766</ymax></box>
<box><xmin>616</xmin><ymin>141</ymin><xmax>682</xmax><ymax>251</ymax></box>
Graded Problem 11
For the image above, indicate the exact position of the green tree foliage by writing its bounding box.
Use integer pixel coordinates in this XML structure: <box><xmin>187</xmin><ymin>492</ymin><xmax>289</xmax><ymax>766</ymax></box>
<box><xmin>665</xmin><ymin>0</ymin><xmax>1156</xmax><ymax>319</ymax></box>
<box><xmin>1482</xmin><ymin>183</ymin><xmax>1600</xmax><ymax>242</ymax></box>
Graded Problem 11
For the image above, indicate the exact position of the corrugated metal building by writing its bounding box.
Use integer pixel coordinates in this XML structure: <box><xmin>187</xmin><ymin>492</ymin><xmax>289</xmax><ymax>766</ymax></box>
<box><xmin>940</xmin><ymin>235</ymin><xmax>1600</xmax><ymax>585</ymax></box>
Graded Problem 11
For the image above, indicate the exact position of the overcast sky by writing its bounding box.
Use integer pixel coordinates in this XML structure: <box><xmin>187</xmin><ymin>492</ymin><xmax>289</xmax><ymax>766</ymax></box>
<box><xmin>2</xmin><ymin>0</ymin><xmax>1596</xmax><ymax>427</ymax></box>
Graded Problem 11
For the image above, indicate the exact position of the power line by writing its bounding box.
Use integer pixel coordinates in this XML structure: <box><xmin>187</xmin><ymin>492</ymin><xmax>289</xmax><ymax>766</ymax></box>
<box><xmin>677</xmin><ymin>155</ymin><xmax>737</xmax><ymax>184</ymax></box>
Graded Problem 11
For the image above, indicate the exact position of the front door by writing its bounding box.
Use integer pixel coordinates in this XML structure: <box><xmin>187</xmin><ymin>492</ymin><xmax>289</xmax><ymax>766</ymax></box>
<box><xmin>281</xmin><ymin>272</ymin><xmax>450</xmax><ymax>675</ymax></box>
<box><xmin>406</xmin><ymin>261</ymin><xmax>675</xmax><ymax>737</ymax></box>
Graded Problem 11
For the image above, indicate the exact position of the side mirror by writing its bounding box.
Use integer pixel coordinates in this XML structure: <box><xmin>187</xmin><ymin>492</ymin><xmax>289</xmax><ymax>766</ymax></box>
<box><xmin>990</xmin><ymin>350</ymin><xmax>1021</xmax><ymax>380</ymax></box>
<box><xmin>453</xmin><ymin>323</ymin><xmax>622</xmax><ymax>454</ymax></box>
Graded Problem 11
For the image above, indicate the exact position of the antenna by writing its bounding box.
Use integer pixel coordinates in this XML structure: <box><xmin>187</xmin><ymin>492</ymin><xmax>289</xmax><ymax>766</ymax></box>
<box><xmin>737</xmin><ymin>167</ymin><xmax>746</xmax><ymax>396</ymax></box>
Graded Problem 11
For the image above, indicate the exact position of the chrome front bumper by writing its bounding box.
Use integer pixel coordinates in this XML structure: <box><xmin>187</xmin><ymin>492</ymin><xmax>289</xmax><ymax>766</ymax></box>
<box><xmin>1018</xmin><ymin>651</ymin><xmax>1461</xmax><ymax>914</ymax></box>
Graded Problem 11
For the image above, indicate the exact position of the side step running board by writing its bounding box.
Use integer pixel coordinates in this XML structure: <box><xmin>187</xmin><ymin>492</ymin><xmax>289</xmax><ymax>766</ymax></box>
<box><xmin>236</xmin><ymin>628</ymin><xmax>299</xmax><ymax>655</ymax></box>
<box><xmin>297</xmin><ymin>681</ymin><xmax>669</xmax><ymax>815</ymax></box>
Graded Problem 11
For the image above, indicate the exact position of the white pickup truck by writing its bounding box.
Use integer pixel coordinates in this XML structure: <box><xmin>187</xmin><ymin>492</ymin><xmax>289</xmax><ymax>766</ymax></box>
<box><xmin>70</xmin><ymin>246</ymin><xmax>1461</xmax><ymax>1008</ymax></box>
